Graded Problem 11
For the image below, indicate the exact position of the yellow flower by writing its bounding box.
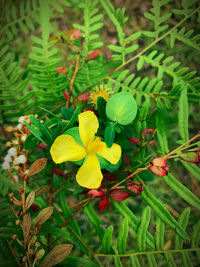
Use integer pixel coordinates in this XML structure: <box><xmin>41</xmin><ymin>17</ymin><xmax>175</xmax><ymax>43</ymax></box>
<box><xmin>89</xmin><ymin>85</ymin><xmax>112</xmax><ymax>107</ymax></box>
<box><xmin>50</xmin><ymin>111</ymin><xmax>121</xmax><ymax>189</ymax></box>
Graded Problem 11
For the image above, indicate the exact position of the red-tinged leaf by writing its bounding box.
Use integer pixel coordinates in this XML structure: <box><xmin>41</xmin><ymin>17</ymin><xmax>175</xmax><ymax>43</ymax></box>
<box><xmin>86</xmin><ymin>50</ymin><xmax>102</xmax><ymax>61</ymax></box>
<box><xmin>109</xmin><ymin>189</ymin><xmax>130</xmax><ymax>201</ymax></box>
<box><xmin>56</xmin><ymin>67</ymin><xmax>68</xmax><ymax>74</ymax></box>
<box><xmin>79</xmin><ymin>189</ymin><xmax>89</xmax><ymax>195</ymax></box>
<box><xmin>63</xmin><ymin>91</ymin><xmax>70</xmax><ymax>101</ymax></box>
<box><xmin>141</xmin><ymin>128</ymin><xmax>154</xmax><ymax>138</ymax></box>
<box><xmin>180</xmin><ymin>151</ymin><xmax>200</xmax><ymax>163</ymax></box>
<box><xmin>52</xmin><ymin>168</ymin><xmax>64</xmax><ymax>176</ymax></box>
<box><xmin>148</xmin><ymin>166</ymin><xmax>168</xmax><ymax>176</ymax></box>
<box><xmin>41</xmin><ymin>244</ymin><xmax>73</xmax><ymax>267</ymax></box>
<box><xmin>123</xmin><ymin>154</ymin><xmax>130</xmax><ymax>165</ymax></box>
<box><xmin>30</xmin><ymin>203</ymin><xmax>40</xmax><ymax>212</ymax></box>
<box><xmin>152</xmin><ymin>158</ymin><xmax>166</xmax><ymax>167</ymax></box>
<box><xmin>98</xmin><ymin>195</ymin><xmax>109</xmax><ymax>211</ymax></box>
<box><xmin>27</xmin><ymin>158</ymin><xmax>47</xmax><ymax>177</ymax></box>
<box><xmin>38</xmin><ymin>142</ymin><xmax>47</xmax><ymax>148</ymax></box>
<box><xmin>126</xmin><ymin>181</ymin><xmax>144</xmax><ymax>194</ymax></box>
<box><xmin>88</xmin><ymin>189</ymin><xmax>104</xmax><ymax>198</ymax></box>
<box><xmin>128</xmin><ymin>137</ymin><xmax>141</xmax><ymax>144</ymax></box>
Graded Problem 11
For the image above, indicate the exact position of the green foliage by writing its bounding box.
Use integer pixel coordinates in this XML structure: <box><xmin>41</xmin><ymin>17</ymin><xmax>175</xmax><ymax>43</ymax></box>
<box><xmin>0</xmin><ymin>0</ymin><xmax>200</xmax><ymax>266</ymax></box>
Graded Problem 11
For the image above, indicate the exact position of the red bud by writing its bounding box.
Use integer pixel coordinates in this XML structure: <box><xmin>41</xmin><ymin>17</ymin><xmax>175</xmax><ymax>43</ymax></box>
<box><xmin>141</xmin><ymin>129</ymin><xmax>154</xmax><ymax>138</ymax></box>
<box><xmin>77</xmin><ymin>92</ymin><xmax>90</xmax><ymax>102</ymax></box>
<box><xmin>86</xmin><ymin>50</ymin><xmax>102</xmax><ymax>61</ymax></box>
<box><xmin>52</xmin><ymin>168</ymin><xmax>64</xmax><ymax>176</ymax></box>
<box><xmin>152</xmin><ymin>158</ymin><xmax>166</xmax><ymax>167</ymax></box>
<box><xmin>109</xmin><ymin>189</ymin><xmax>130</xmax><ymax>201</ymax></box>
<box><xmin>71</xmin><ymin>29</ymin><xmax>82</xmax><ymax>39</ymax></box>
<box><xmin>38</xmin><ymin>142</ymin><xmax>47</xmax><ymax>149</ymax></box>
<box><xmin>56</xmin><ymin>67</ymin><xmax>68</xmax><ymax>74</ymax></box>
<box><xmin>30</xmin><ymin>204</ymin><xmax>40</xmax><ymax>212</ymax></box>
<box><xmin>128</xmin><ymin>137</ymin><xmax>141</xmax><ymax>144</ymax></box>
<box><xmin>98</xmin><ymin>195</ymin><xmax>109</xmax><ymax>211</ymax></box>
<box><xmin>148</xmin><ymin>166</ymin><xmax>168</xmax><ymax>176</ymax></box>
<box><xmin>88</xmin><ymin>189</ymin><xmax>104</xmax><ymax>198</ymax></box>
<box><xmin>63</xmin><ymin>91</ymin><xmax>70</xmax><ymax>101</ymax></box>
<box><xmin>126</xmin><ymin>181</ymin><xmax>144</xmax><ymax>194</ymax></box>
<box><xmin>123</xmin><ymin>155</ymin><xmax>130</xmax><ymax>165</ymax></box>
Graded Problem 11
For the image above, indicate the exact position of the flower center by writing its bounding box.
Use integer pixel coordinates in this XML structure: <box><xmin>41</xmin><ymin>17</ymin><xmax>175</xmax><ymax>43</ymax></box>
<box><xmin>86</xmin><ymin>137</ymin><xmax>103</xmax><ymax>154</ymax></box>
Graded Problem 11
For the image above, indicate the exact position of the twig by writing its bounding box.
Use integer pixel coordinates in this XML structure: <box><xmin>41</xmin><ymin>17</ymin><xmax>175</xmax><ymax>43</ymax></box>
<box><xmin>6</xmin><ymin>170</ymin><xmax>21</xmax><ymax>191</ymax></box>
<box><xmin>6</xmin><ymin>240</ymin><xmax>20</xmax><ymax>266</ymax></box>
<box><xmin>66</xmin><ymin>37</ymin><xmax>85</xmax><ymax>107</ymax></box>
<box><xmin>59</xmin><ymin>201</ymin><xmax>89</xmax><ymax>228</ymax></box>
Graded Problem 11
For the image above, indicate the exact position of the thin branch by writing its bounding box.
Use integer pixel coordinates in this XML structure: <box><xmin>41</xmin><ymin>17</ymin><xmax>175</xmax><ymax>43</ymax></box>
<box><xmin>96</xmin><ymin>247</ymin><xmax>200</xmax><ymax>257</ymax></box>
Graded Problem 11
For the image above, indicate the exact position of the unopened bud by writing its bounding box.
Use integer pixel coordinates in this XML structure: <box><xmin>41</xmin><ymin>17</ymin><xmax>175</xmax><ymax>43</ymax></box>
<box><xmin>22</xmin><ymin>256</ymin><xmax>27</xmax><ymax>262</ymax></box>
<box><xmin>35</xmin><ymin>242</ymin><xmax>41</xmax><ymax>248</ymax></box>
<box><xmin>36</xmin><ymin>249</ymin><xmax>45</xmax><ymax>260</ymax></box>
<box><xmin>12</xmin><ymin>234</ymin><xmax>18</xmax><ymax>240</ymax></box>
<box><xmin>15</xmin><ymin>219</ymin><xmax>21</xmax><ymax>225</ymax></box>
<box><xmin>30</xmin><ymin>236</ymin><xmax>37</xmax><ymax>245</ymax></box>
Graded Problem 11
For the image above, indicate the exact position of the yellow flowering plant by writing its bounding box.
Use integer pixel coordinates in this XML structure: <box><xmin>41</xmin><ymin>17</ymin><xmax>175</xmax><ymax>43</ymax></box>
<box><xmin>50</xmin><ymin>110</ymin><xmax>121</xmax><ymax>189</ymax></box>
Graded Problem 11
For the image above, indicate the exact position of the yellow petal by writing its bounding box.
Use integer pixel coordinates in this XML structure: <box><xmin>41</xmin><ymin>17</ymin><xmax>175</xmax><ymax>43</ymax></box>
<box><xmin>96</xmin><ymin>142</ymin><xmax>121</xmax><ymax>164</ymax></box>
<box><xmin>76</xmin><ymin>154</ymin><xmax>103</xmax><ymax>189</ymax></box>
<box><xmin>79</xmin><ymin>111</ymin><xmax>99</xmax><ymax>147</ymax></box>
<box><xmin>50</xmin><ymin>135</ymin><xmax>86</xmax><ymax>164</ymax></box>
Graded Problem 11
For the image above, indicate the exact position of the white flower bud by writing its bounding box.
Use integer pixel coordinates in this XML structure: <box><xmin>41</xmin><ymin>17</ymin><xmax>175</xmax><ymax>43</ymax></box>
<box><xmin>24</xmin><ymin>169</ymin><xmax>29</xmax><ymax>175</ymax></box>
<box><xmin>13</xmin><ymin>157</ymin><xmax>20</xmax><ymax>165</ymax></box>
<box><xmin>8</xmin><ymin>147</ymin><xmax>17</xmax><ymax>157</ymax></box>
<box><xmin>18</xmin><ymin>155</ymin><xmax>27</xmax><ymax>164</ymax></box>
<box><xmin>17</xmin><ymin>124</ymin><xmax>22</xmax><ymax>130</ymax></box>
<box><xmin>21</xmin><ymin>135</ymin><xmax>27</xmax><ymax>142</ymax></box>
<box><xmin>2</xmin><ymin>161</ymin><xmax>10</xmax><ymax>170</ymax></box>
<box><xmin>4</xmin><ymin>154</ymin><xmax>12</xmax><ymax>163</ymax></box>
<box><xmin>18</xmin><ymin>116</ymin><xmax>25</xmax><ymax>123</ymax></box>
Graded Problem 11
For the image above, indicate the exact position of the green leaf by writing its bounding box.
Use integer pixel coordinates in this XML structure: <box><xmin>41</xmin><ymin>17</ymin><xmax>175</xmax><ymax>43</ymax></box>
<box><xmin>23</xmin><ymin>121</ymin><xmax>46</xmax><ymax>144</ymax></box>
<box><xmin>137</xmin><ymin>206</ymin><xmax>151</xmax><ymax>251</ymax></box>
<box><xmin>30</xmin><ymin>115</ymin><xmax>52</xmax><ymax>143</ymax></box>
<box><xmin>112</xmin><ymin>201</ymin><xmax>155</xmax><ymax>249</ymax></box>
<box><xmin>106</xmin><ymin>92</ymin><xmax>137</xmax><ymax>125</ymax></box>
<box><xmin>175</xmin><ymin>208</ymin><xmax>190</xmax><ymax>249</ymax></box>
<box><xmin>140</xmin><ymin>180</ymin><xmax>188</xmax><ymax>240</ymax></box>
<box><xmin>181</xmin><ymin>161</ymin><xmax>200</xmax><ymax>182</ymax></box>
<box><xmin>63</xmin><ymin>107</ymin><xmax>80</xmax><ymax>131</ymax></box>
<box><xmin>104</xmin><ymin>124</ymin><xmax>115</xmax><ymax>148</ymax></box>
<box><xmin>61</xmin><ymin>107</ymin><xmax>74</xmax><ymax>120</ymax></box>
<box><xmin>102</xmin><ymin>225</ymin><xmax>113</xmax><ymax>254</ymax></box>
<box><xmin>178</xmin><ymin>87</ymin><xmax>189</xmax><ymax>142</ymax></box>
<box><xmin>117</xmin><ymin>217</ymin><xmax>129</xmax><ymax>254</ymax></box>
<box><xmin>163</xmin><ymin>174</ymin><xmax>200</xmax><ymax>210</ymax></box>
<box><xmin>97</xmin><ymin>96</ymin><xmax>107</xmax><ymax>120</ymax></box>
<box><xmin>24</xmin><ymin>133</ymin><xmax>40</xmax><ymax>150</ymax></box>
<box><xmin>154</xmin><ymin>216</ymin><xmax>165</xmax><ymax>250</ymax></box>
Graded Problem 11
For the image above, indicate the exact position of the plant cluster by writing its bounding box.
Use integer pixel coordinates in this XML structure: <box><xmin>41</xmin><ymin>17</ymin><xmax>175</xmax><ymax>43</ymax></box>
<box><xmin>0</xmin><ymin>0</ymin><xmax>200</xmax><ymax>266</ymax></box>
